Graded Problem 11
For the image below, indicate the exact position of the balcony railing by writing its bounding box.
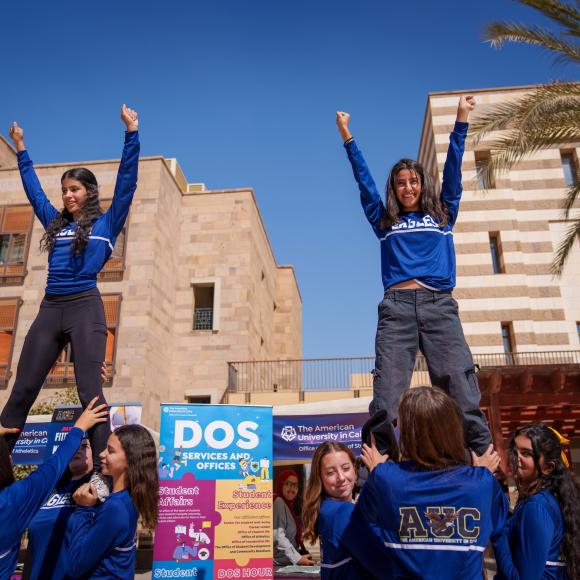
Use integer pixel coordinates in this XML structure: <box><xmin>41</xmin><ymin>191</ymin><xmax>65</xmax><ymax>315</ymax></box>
<box><xmin>43</xmin><ymin>360</ymin><xmax>115</xmax><ymax>388</ymax></box>
<box><xmin>227</xmin><ymin>351</ymin><xmax>580</xmax><ymax>393</ymax></box>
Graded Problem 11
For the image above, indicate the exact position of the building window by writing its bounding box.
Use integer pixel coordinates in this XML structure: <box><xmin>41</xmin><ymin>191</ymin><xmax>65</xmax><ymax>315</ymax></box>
<box><xmin>474</xmin><ymin>151</ymin><xmax>495</xmax><ymax>189</ymax></box>
<box><xmin>489</xmin><ymin>232</ymin><xmax>504</xmax><ymax>274</ymax></box>
<box><xmin>97</xmin><ymin>200</ymin><xmax>128</xmax><ymax>282</ymax></box>
<box><xmin>0</xmin><ymin>298</ymin><xmax>22</xmax><ymax>389</ymax></box>
<box><xmin>577</xmin><ymin>322</ymin><xmax>580</xmax><ymax>346</ymax></box>
<box><xmin>561</xmin><ymin>151</ymin><xmax>578</xmax><ymax>187</ymax></box>
<box><xmin>45</xmin><ymin>294</ymin><xmax>121</xmax><ymax>388</ymax></box>
<box><xmin>187</xmin><ymin>395</ymin><xmax>211</xmax><ymax>404</ymax></box>
<box><xmin>0</xmin><ymin>206</ymin><xmax>33</xmax><ymax>286</ymax></box>
<box><xmin>501</xmin><ymin>323</ymin><xmax>515</xmax><ymax>365</ymax></box>
<box><xmin>193</xmin><ymin>284</ymin><xmax>215</xmax><ymax>330</ymax></box>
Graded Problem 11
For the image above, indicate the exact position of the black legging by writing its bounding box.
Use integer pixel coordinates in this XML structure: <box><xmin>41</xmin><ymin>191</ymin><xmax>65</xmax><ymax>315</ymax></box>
<box><xmin>0</xmin><ymin>288</ymin><xmax>110</xmax><ymax>467</ymax></box>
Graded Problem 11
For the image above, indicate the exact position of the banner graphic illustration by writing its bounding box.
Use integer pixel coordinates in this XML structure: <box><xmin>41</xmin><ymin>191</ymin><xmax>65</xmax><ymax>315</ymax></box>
<box><xmin>153</xmin><ymin>404</ymin><xmax>273</xmax><ymax>579</ymax></box>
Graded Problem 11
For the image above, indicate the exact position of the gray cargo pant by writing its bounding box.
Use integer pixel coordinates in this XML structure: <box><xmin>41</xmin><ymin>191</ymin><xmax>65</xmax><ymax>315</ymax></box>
<box><xmin>371</xmin><ymin>288</ymin><xmax>492</xmax><ymax>455</ymax></box>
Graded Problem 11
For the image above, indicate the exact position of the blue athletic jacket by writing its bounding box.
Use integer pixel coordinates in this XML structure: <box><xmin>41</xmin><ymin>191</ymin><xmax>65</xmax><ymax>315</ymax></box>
<box><xmin>318</xmin><ymin>498</ymin><xmax>378</xmax><ymax>579</ymax></box>
<box><xmin>16</xmin><ymin>131</ymin><xmax>139</xmax><ymax>295</ymax></box>
<box><xmin>26</xmin><ymin>476</ymin><xmax>88</xmax><ymax>580</ymax></box>
<box><xmin>342</xmin><ymin>461</ymin><xmax>509</xmax><ymax>580</ymax></box>
<box><xmin>495</xmin><ymin>490</ymin><xmax>567</xmax><ymax>580</ymax></box>
<box><xmin>345</xmin><ymin>121</ymin><xmax>467</xmax><ymax>291</ymax></box>
<box><xmin>64</xmin><ymin>489</ymin><xmax>138</xmax><ymax>579</ymax></box>
<box><xmin>0</xmin><ymin>427</ymin><xmax>84</xmax><ymax>580</ymax></box>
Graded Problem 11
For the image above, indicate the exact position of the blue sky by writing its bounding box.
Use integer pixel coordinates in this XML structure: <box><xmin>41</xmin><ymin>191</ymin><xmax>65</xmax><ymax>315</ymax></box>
<box><xmin>1</xmin><ymin>0</ymin><xmax>574</xmax><ymax>358</ymax></box>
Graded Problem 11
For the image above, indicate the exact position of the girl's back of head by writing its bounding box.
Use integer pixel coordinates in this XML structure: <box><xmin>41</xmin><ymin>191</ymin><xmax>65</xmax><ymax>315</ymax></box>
<box><xmin>114</xmin><ymin>425</ymin><xmax>159</xmax><ymax>530</ymax></box>
<box><xmin>398</xmin><ymin>387</ymin><xmax>467</xmax><ymax>471</ymax></box>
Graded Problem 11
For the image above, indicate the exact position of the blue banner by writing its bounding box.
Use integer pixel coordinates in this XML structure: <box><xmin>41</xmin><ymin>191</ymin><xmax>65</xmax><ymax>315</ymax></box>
<box><xmin>12</xmin><ymin>422</ymin><xmax>74</xmax><ymax>465</ymax></box>
<box><xmin>273</xmin><ymin>412</ymin><xmax>368</xmax><ymax>460</ymax></box>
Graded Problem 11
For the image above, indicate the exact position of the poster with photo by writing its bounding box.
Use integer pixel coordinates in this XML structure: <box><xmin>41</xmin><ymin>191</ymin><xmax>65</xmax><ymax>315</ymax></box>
<box><xmin>153</xmin><ymin>404</ymin><xmax>273</xmax><ymax>579</ymax></box>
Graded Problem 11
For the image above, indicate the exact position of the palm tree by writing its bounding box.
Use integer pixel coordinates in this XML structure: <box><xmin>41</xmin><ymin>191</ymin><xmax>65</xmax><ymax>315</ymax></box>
<box><xmin>469</xmin><ymin>0</ymin><xmax>580</xmax><ymax>274</ymax></box>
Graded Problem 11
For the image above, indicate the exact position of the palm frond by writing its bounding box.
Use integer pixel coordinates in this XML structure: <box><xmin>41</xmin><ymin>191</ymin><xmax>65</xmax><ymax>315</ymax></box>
<box><xmin>562</xmin><ymin>182</ymin><xmax>580</xmax><ymax>216</ymax></box>
<box><xmin>518</xmin><ymin>0</ymin><xmax>580</xmax><ymax>37</ymax></box>
<box><xmin>484</xmin><ymin>22</ymin><xmax>580</xmax><ymax>63</ymax></box>
<box><xmin>551</xmin><ymin>217</ymin><xmax>580</xmax><ymax>275</ymax></box>
<box><xmin>469</xmin><ymin>82</ymin><xmax>580</xmax><ymax>145</ymax></box>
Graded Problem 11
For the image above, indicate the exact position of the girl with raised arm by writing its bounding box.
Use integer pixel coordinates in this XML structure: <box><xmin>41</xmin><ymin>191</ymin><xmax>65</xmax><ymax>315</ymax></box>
<box><xmin>0</xmin><ymin>398</ymin><xmax>108</xmax><ymax>578</ymax></box>
<box><xmin>336</xmin><ymin>97</ymin><xmax>492</xmax><ymax>455</ymax></box>
<box><xmin>64</xmin><ymin>424</ymin><xmax>159</xmax><ymax>579</ymax></box>
<box><xmin>1</xmin><ymin>105</ymin><xmax>139</xmax><ymax>499</ymax></box>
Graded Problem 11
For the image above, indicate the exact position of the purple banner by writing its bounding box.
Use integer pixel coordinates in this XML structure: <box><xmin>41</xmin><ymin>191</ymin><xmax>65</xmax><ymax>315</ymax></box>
<box><xmin>273</xmin><ymin>412</ymin><xmax>368</xmax><ymax>460</ymax></box>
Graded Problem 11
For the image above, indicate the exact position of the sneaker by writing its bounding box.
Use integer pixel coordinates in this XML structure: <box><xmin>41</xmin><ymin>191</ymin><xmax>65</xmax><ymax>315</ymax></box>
<box><xmin>90</xmin><ymin>471</ymin><xmax>111</xmax><ymax>502</ymax></box>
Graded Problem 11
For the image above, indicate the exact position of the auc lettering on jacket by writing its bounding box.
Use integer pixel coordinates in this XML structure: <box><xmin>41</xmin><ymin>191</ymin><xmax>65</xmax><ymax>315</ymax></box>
<box><xmin>399</xmin><ymin>506</ymin><xmax>480</xmax><ymax>542</ymax></box>
<box><xmin>391</xmin><ymin>215</ymin><xmax>440</xmax><ymax>231</ymax></box>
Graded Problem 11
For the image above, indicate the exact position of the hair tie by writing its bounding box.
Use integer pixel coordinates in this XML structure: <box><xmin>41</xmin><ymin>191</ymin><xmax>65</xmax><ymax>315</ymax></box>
<box><xmin>548</xmin><ymin>427</ymin><xmax>571</xmax><ymax>468</ymax></box>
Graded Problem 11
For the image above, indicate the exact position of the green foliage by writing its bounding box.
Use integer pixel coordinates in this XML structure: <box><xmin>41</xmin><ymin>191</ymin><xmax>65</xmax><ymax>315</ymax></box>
<box><xmin>470</xmin><ymin>0</ymin><xmax>580</xmax><ymax>274</ymax></box>
<box><xmin>29</xmin><ymin>387</ymin><xmax>81</xmax><ymax>415</ymax></box>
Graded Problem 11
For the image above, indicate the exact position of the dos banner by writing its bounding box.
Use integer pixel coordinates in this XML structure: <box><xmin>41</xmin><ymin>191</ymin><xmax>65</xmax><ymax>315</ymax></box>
<box><xmin>153</xmin><ymin>404</ymin><xmax>273</xmax><ymax>579</ymax></box>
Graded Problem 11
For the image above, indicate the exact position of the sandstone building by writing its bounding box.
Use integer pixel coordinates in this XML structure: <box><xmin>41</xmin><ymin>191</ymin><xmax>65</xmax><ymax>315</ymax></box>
<box><xmin>0</xmin><ymin>138</ymin><xmax>301</xmax><ymax>429</ymax></box>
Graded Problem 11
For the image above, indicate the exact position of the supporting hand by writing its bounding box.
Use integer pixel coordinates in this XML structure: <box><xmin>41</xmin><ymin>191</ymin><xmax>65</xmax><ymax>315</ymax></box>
<box><xmin>8</xmin><ymin>122</ymin><xmax>26</xmax><ymax>152</ymax></box>
<box><xmin>121</xmin><ymin>104</ymin><xmax>139</xmax><ymax>131</ymax></box>
<box><xmin>361</xmin><ymin>433</ymin><xmax>389</xmax><ymax>472</ymax></box>
<box><xmin>73</xmin><ymin>482</ymin><xmax>98</xmax><ymax>506</ymax></box>
<box><xmin>74</xmin><ymin>397</ymin><xmax>109</xmax><ymax>432</ymax></box>
<box><xmin>456</xmin><ymin>95</ymin><xmax>476</xmax><ymax>123</ymax></box>
<box><xmin>336</xmin><ymin>111</ymin><xmax>352</xmax><ymax>143</ymax></box>
<box><xmin>471</xmin><ymin>444</ymin><xmax>500</xmax><ymax>474</ymax></box>
<box><xmin>0</xmin><ymin>425</ymin><xmax>21</xmax><ymax>437</ymax></box>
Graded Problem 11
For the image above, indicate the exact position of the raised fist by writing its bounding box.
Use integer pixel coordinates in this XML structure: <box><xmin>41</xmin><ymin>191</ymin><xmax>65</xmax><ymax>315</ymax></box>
<box><xmin>121</xmin><ymin>104</ymin><xmax>139</xmax><ymax>131</ymax></box>
<box><xmin>9</xmin><ymin>122</ymin><xmax>24</xmax><ymax>145</ymax></box>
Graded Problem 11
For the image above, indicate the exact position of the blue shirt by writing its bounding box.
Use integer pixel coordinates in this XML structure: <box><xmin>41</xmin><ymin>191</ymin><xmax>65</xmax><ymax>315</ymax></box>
<box><xmin>64</xmin><ymin>489</ymin><xmax>138</xmax><ymax>579</ymax></box>
<box><xmin>318</xmin><ymin>498</ymin><xmax>377</xmax><ymax>579</ymax></box>
<box><xmin>0</xmin><ymin>427</ymin><xmax>84</xmax><ymax>580</ymax></box>
<box><xmin>26</xmin><ymin>476</ymin><xmax>88</xmax><ymax>580</ymax></box>
<box><xmin>343</xmin><ymin>461</ymin><xmax>509</xmax><ymax>580</ymax></box>
<box><xmin>495</xmin><ymin>490</ymin><xmax>566</xmax><ymax>580</ymax></box>
<box><xmin>17</xmin><ymin>131</ymin><xmax>139</xmax><ymax>295</ymax></box>
<box><xmin>345</xmin><ymin>121</ymin><xmax>467</xmax><ymax>291</ymax></box>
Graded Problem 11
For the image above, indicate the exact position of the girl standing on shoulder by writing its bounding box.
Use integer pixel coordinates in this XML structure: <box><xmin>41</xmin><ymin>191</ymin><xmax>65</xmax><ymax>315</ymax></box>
<box><xmin>0</xmin><ymin>399</ymin><xmax>108</xmax><ymax>579</ymax></box>
<box><xmin>274</xmin><ymin>470</ymin><xmax>315</xmax><ymax>567</ymax></box>
<box><xmin>302</xmin><ymin>442</ymin><xmax>381</xmax><ymax>579</ymax></box>
<box><xmin>1</xmin><ymin>105</ymin><xmax>139</xmax><ymax>498</ymax></box>
<box><xmin>336</xmin><ymin>97</ymin><xmax>492</xmax><ymax>455</ymax></box>
<box><xmin>64</xmin><ymin>424</ymin><xmax>159</xmax><ymax>579</ymax></box>
<box><xmin>495</xmin><ymin>424</ymin><xmax>579</xmax><ymax>579</ymax></box>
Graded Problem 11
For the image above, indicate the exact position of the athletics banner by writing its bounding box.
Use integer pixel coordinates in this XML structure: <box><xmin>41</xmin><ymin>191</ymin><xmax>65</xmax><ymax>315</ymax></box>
<box><xmin>153</xmin><ymin>404</ymin><xmax>273</xmax><ymax>579</ymax></box>
<box><xmin>273</xmin><ymin>412</ymin><xmax>367</xmax><ymax>460</ymax></box>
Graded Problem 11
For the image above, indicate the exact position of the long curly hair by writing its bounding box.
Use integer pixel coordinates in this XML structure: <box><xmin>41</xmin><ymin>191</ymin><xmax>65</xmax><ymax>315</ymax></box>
<box><xmin>114</xmin><ymin>425</ymin><xmax>159</xmax><ymax>530</ymax></box>
<box><xmin>509</xmin><ymin>423</ymin><xmax>580</xmax><ymax>579</ymax></box>
<box><xmin>40</xmin><ymin>167</ymin><xmax>103</xmax><ymax>254</ymax></box>
<box><xmin>380</xmin><ymin>158</ymin><xmax>449</xmax><ymax>229</ymax></box>
<box><xmin>302</xmin><ymin>442</ymin><xmax>357</xmax><ymax>545</ymax></box>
